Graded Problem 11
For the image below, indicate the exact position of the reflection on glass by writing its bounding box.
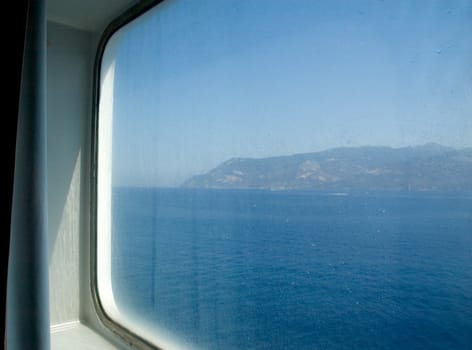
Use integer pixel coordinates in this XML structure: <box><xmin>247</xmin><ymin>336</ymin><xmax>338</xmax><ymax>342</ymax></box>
<box><xmin>103</xmin><ymin>1</ymin><xmax>472</xmax><ymax>349</ymax></box>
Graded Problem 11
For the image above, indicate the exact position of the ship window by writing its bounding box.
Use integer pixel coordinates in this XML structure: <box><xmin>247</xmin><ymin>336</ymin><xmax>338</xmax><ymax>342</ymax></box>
<box><xmin>96</xmin><ymin>1</ymin><xmax>472</xmax><ymax>349</ymax></box>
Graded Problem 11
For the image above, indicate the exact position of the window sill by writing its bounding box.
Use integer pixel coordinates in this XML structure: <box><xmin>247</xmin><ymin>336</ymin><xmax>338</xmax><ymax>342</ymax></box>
<box><xmin>51</xmin><ymin>321</ymin><xmax>121</xmax><ymax>350</ymax></box>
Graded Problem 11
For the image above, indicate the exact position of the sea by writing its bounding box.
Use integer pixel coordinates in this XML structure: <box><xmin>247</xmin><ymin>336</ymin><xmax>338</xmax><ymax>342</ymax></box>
<box><xmin>111</xmin><ymin>188</ymin><xmax>472</xmax><ymax>350</ymax></box>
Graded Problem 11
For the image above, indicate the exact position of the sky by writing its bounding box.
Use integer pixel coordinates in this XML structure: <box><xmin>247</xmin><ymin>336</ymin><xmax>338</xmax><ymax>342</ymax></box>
<box><xmin>107</xmin><ymin>0</ymin><xmax>472</xmax><ymax>187</ymax></box>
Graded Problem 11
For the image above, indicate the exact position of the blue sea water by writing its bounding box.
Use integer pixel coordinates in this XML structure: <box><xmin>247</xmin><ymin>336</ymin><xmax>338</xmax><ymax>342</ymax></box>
<box><xmin>111</xmin><ymin>189</ymin><xmax>472</xmax><ymax>349</ymax></box>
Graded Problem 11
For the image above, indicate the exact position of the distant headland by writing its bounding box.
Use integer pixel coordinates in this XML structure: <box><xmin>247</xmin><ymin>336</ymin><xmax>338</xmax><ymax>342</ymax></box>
<box><xmin>182</xmin><ymin>143</ymin><xmax>472</xmax><ymax>192</ymax></box>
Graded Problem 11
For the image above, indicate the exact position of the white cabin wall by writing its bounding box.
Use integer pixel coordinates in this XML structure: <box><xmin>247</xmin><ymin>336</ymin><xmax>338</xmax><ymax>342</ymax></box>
<box><xmin>47</xmin><ymin>21</ymin><xmax>93</xmax><ymax>326</ymax></box>
<box><xmin>47</xmin><ymin>20</ymin><xmax>130</xmax><ymax>350</ymax></box>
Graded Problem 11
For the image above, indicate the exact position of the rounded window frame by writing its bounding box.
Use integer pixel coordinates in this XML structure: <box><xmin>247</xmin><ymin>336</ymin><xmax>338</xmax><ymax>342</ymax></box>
<box><xmin>90</xmin><ymin>1</ymin><xmax>167</xmax><ymax>349</ymax></box>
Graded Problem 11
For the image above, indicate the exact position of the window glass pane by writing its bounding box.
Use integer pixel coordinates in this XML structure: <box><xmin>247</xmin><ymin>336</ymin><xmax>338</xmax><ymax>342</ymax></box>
<box><xmin>98</xmin><ymin>1</ymin><xmax>472</xmax><ymax>349</ymax></box>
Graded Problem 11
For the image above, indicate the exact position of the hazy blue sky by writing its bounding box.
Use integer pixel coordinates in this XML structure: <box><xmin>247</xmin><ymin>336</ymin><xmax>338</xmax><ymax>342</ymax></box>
<box><xmin>109</xmin><ymin>0</ymin><xmax>472</xmax><ymax>187</ymax></box>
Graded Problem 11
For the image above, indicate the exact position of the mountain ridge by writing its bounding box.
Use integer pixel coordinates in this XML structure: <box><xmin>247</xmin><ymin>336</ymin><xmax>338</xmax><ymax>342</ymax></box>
<box><xmin>182</xmin><ymin>144</ymin><xmax>472</xmax><ymax>191</ymax></box>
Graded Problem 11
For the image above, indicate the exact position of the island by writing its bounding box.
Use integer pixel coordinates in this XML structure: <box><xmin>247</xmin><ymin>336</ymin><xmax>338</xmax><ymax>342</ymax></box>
<box><xmin>182</xmin><ymin>143</ymin><xmax>472</xmax><ymax>192</ymax></box>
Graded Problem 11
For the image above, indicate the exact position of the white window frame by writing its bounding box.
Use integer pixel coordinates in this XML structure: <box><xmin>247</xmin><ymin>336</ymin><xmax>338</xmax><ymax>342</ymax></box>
<box><xmin>90</xmin><ymin>1</ymin><xmax>187</xmax><ymax>349</ymax></box>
